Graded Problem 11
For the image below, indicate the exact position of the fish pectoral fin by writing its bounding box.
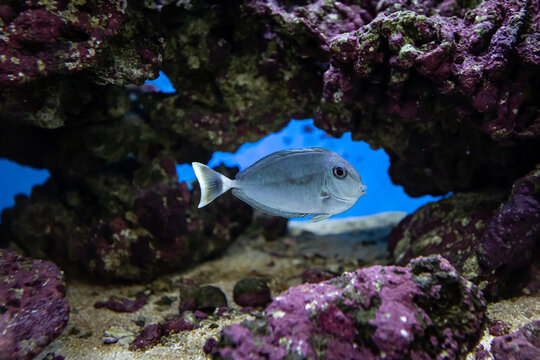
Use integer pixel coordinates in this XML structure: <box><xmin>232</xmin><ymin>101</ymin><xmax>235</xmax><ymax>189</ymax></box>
<box><xmin>309</xmin><ymin>214</ymin><xmax>330</xmax><ymax>223</ymax></box>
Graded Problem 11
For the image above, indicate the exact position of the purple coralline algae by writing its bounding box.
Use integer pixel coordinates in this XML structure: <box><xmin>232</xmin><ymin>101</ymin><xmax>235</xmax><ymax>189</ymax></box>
<box><xmin>0</xmin><ymin>249</ymin><xmax>69</xmax><ymax>360</ymax></box>
<box><xmin>490</xmin><ymin>320</ymin><xmax>540</xmax><ymax>359</ymax></box>
<box><xmin>310</xmin><ymin>0</ymin><xmax>540</xmax><ymax>196</ymax></box>
<box><xmin>389</xmin><ymin>167</ymin><xmax>540</xmax><ymax>297</ymax></box>
<box><xmin>130</xmin><ymin>314</ymin><xmax>197</xmax><ymax>350</ymax></box>
<box><xmin>480</xmin><ymin>167</ymin><xmax>540</xmax><ymax>284</ymax></box>
<box><xmin>0</xmin><ymin>1</ymin><xmax>162</xmax><ymax>129</ymax></box>
<box><xmin>302</xmin><ymin>267</ymin><xmax>337</xmax><ymax>284</ymax></box>
<box><xmin>215</xmin><ymin>255</ymin><xmax>486</xmax><ymax>359</ymax></box>
<box><xmin>0</xmin><ymin>1</ymin><xmax>161</xmax><ymax>86</ymax></box>
<box><xmin>94</xmin><ymin>291</ymin><xmax>148</xmax><ymax>313</ymax></box>
<box><xmin>489</xmin><ymin>320</ymin><xmax>510</xmax><ymax>337</ymax></box>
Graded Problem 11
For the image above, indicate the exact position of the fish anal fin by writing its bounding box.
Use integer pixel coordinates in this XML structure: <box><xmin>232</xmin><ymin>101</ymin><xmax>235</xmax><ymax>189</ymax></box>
<box><xmin>309</xmin><ymin>214</ymin><xmax>330</xmax><ymax>223</ymax></box>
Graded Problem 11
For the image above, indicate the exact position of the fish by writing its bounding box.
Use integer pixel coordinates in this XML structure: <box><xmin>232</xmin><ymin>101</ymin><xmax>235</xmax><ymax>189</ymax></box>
<box><xmin>192</xmin><ymin>147</ymin><xmax>367</xmax><ymax>222</ymax></box>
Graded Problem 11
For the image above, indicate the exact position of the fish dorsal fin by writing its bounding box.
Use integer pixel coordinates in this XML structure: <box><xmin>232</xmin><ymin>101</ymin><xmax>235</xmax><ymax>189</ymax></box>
<box><xmin>232</xmin><ymin>188</ymin><xmax>312</xmax><ymax>219</ymax></box>
<box><xmin>309</xmin><ymin>214</ymin><xmax>330</xmax><ymax>223</ymax></box>
<box><xmin>236</xmin><ymin>147</ymin><xmax>327</xmax><ymax>181</ymax></box>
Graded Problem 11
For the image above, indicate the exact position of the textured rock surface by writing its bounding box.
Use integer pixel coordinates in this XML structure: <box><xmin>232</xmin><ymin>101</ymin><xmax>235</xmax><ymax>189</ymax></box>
<box><xmin>389</xmin><ymin>167</ymin><xmax>540</xmax><ymax>298</ymax></box>
<box><xmin>0</xmin><ymin>165</ymin><xmax>252</xmax><ymax>281</ymax></box>
<box><xmin>490</xmin><ymin>320</ymin><xmax>540</xmax><ymax>359</ymax></box>
<box><xmin>0</xmin><ymin>0</ymin><xmax>538</xmax><ymax>332</ymax></box>
<box><xmin>0</xmin><ymin>0</ymin><xmax>162</xmax><ymax>128</ymax></box>
<box><xmin>312</xmin><ymin>0</ymin><xmax>540</xmax><ymax>196</ymax></box>
<box><xmin>0</xmin><ymin>249</ymin><xmax>70</xmax><ymax>360</ymax></box>
<box><xmin>179</xmin><ymin>283</ymin><xmax>228</xmax><ymax>313</ymax></box>
<box><xmin>216</xmin><ymin>255</ymin><xmax>486</xmax><ymax>359</ymax></box>
<box><xmin>139</xmin><ymin>1</ymin><xmax>325</xmax><ymax>153</ymax></box>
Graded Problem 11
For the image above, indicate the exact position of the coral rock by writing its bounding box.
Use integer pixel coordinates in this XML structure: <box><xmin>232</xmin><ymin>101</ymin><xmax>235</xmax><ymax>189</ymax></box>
<box><xmin>0</xmin><ymin>1</ymin><xmax>162</xmax><ymax>86</ymax></box>
<box><xmin>490</xmin><ymin>320</ymin><xmax>540</xmax><ymax>359</ymax></box>
<box><xmin>389</xmin><ymin>167</ymin><xmax>540</xmax><ymax>298</ymax></box>
<box><xmin>130</xmin><ymin>314</ymin><xmax>197</xmax><ymax>350</ymax></box>
<box><xmin>216</xmin><ymin>255</ymin><xmax>486</xmax><ymax>359</ymax></box>
<box><xmin>1</xmin><ymin>165</ymin><xmax>252</xmax><ymax>281</ymax></box>
<box><xmin>0</xmin><ymin>249</ymin><xmax>69</xmax><ymax>360</ymax></box>
<box><xmin>301</xmin><ymin>267</ymin><xmax>337</xmax><ymax>284</ymax></box>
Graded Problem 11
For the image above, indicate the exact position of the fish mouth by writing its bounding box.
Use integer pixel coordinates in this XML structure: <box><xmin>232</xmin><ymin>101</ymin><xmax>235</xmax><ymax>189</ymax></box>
<box><xmin>330</xmin><ymin>185</ymin><xmax>367</xmax><ymax>202</ymax></box>
<box><xmin>354</xmin><ymin>185</ymin><xmax>367</xmax><ymax>198</ymax></box>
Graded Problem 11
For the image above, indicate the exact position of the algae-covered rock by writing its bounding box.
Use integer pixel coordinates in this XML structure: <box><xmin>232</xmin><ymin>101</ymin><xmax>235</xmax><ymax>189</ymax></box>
<box><xmin>312</xmin><ymin>0</ymin><xmax>540</xmax><ymax>196</ymax></box>
<box><xmin>216</xmin><ymin>255</ymin><xmax>486</xmax><ymax>359</ymax></box>
<box><xmin>139</xmin><ymin>0</ymin><xmax>326</xmax><ymax>152</ymax></box>
<box><xmin>388</xmin><ymin>192</ymin><xmax>502</xmax><ymax>278</ymax></box>
<box><xmin>0</xmin><ymin>0</ymin><xmax>538</xmax><ymax>298</ymax></box>
<box><xmin>0</xmin><ymin>249</ymin><xmax>70</xmax><ymax>360</ymax></box>
<box><xmin>389</xmin><ymin>167</ymin><xmax>540</xmax><ymax>298</ymax></box>
<box><xmin>0</xmin><ymin>1</ymin><xmax>163</xmax><ymax>129</ymax></box>
<box><xmin>0</xmin><ymin>165</ymin><xmax>252</xmax><ymax>281</ymax></box>
<box><xmin>0</xmin><ymin>1</ymin><xmax>162</xmax><ymax>86</ymax></box>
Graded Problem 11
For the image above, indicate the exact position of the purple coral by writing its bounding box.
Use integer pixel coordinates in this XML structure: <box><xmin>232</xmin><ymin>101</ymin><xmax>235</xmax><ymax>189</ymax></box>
<box><xmin>0</xmin><ymin>249</ymin><xmax>70</xmax><ymax>360</ymax></box>
<box><xmin>308</xmin><ymin>0</ymin><xmax>540</xmax><ymax>195</ymax></box>
<box><xmin>216</xmin><ymin>255</ymin><xmax>486</xmax><ymax>359</ymax></box>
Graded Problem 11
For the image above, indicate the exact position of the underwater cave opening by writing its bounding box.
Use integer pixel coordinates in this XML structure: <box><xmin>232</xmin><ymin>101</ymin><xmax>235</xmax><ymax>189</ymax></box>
<box><xmin>176</xmin><ymin>118</ymin><xmax>442</xmax><ymax>220</ymax></box>
<box><xmin>0</xmin><ymin>71</ymin><xmax>443</xmax><ymax>222</ymax></box>
<box><xmin>144</xmin><ymin>71</ymin><xmax>443</xmax><ymax>219</ymax></box>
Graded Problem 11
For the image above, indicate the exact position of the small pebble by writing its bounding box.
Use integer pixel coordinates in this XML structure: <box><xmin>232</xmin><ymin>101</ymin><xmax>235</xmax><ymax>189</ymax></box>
<box><xmin>203</xmin><ymin>337</ymin><xmax>218</xmax><ymax>354</ymax></box>
<box><xmin>489</xmin><ymin>320</ymin><xmax>510</xmax><ymax>336</ymax></box>
<box><xmin>102</xmin><ymin>326</ymin><xmax>136</xmax><ymax>345</ymax></box>
<box><xmin>233</xmin><ymin>278</ymin><xmax>272</xmax><ymax>307</ymax></box>
<box><xmin>179</xmin><ymin>284</ymin><xmax>227</xmax><ymax>313</ymax></box>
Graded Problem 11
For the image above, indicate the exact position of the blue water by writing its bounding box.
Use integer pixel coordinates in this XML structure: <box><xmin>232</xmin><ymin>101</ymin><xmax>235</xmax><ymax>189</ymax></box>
<box><xmin>0</xmin><ymin>159</ymin><xmax>49</xmax><ymax>213</ymax></box>
<box><xmin>0</xmin><ymin>72</ymin><xmax>439</xmax><ymax>220</ymax></box>
<box><xmin>147</xmin><ymin>71</ymin><xmax>176</xmax><ymax>93</ymax></box>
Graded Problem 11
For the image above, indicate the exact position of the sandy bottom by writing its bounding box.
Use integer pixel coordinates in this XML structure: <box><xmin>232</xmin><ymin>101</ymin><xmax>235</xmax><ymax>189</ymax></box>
<box><xmin>37</xmin><ymin>212</ymin><xmax>540</xmax><ymax>359</ymax></box>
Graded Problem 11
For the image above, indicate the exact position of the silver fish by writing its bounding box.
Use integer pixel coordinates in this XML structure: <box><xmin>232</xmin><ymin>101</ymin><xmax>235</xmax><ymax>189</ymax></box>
<box><xmin>192</xmin><ymin>147</ymin><xmax>367</xmax><ymax>222</ymax></box>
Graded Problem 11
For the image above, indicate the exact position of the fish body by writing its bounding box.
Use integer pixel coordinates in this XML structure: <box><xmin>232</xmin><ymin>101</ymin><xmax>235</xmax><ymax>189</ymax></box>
<box><xmin>192</xmin><ymin>148</ymin><xmax>366</xmax><ymax>222</ymax></box>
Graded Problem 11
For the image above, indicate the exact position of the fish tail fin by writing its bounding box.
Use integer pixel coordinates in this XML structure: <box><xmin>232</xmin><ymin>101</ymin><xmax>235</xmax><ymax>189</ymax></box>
<box><xmin>192</xmin><ymin>162</ymin><xmax>234</xmax><ymax>208</ymax></box>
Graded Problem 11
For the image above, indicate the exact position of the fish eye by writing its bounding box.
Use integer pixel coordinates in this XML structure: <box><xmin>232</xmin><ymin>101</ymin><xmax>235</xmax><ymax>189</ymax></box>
<box><xmin>333</xmin><ymin>166</ymin><xmax>347</xmax><ymax>179</ymax></box>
